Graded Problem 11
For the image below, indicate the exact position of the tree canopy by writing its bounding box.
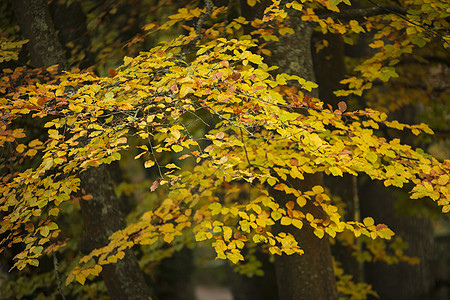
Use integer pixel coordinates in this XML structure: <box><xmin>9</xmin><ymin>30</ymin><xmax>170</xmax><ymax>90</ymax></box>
<box><xmin>0</xmin><ymin>0</ymin><xmax>449</xmax><ymax>298</ymax></box>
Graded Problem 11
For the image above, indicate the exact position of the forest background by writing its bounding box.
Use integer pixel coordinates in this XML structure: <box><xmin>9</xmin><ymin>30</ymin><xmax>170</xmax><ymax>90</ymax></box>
<box><xmin>0</xmin><ymin>0</ymin><xmax>449</xmax><ymax>299</ymax></box>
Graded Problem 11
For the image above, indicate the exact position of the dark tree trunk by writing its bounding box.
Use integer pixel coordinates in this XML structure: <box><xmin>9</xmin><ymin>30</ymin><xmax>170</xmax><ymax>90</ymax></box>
<box><xmin>12</xmin><ymin>0</ymin><xmax>67</xmax><ymax>70</ymax></box>
<box><xmin>79</xmin><ymin>165</ymin><xmax>153</xmax><ymax>300</ymax></box>
<box><xmin>48</xmin><ymin>0</ymin><xmax>96</xmax><ymax>69</ymax></box>
<box><xmin>271</xmin><ymin>176</ymin><xmax>337</xmax><ymax>300</ymax></box>
<box><xmin>12</xmin><ymin>1</ymin><xmax>153</xmax><ymax>299</ymax></box>
<box><xmin>359</xmin><ymin>180</ymin><xmax>437</xmax><ymax>300</ymax></box>
<box><xmin>229</xmin><ymin>251</ymin><xmax>279</xmax><ymax>300</ymax></box>
<box><xmin>313</xmin><ymin>33</ymin><xmax>363</xmax><ymax>281</ymax></box>
<box><xmin>240</xmin><ymin>1</ymin><xmax>338</xmax><ymax>299</ymax></box>
<box><xmin>343</xmin><ymin>26</ymin><xmax>440</xmax><ymax>300</ymax></box>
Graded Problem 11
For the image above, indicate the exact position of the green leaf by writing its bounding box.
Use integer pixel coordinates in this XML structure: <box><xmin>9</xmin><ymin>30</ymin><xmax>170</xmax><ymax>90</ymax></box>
<box><xmin>330</xmin><ymin>0</ymin><xmax>340</xmax><ymax>6</ymax></box>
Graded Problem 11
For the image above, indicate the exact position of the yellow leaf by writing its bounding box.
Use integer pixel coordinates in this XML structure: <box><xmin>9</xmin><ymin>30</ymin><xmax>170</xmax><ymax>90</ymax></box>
<box><xmin>226</xmin><ymin>251</ymin><xmax>244</xmax><ymax>264</ymax></box>
<box><xmin>195</xmin><ymin>231</ymin><xmax>208</xmax><ymax>241</ymax></box>
<box><xmin>280</xmin><ymin>216</ymin><xmax>292</xmax><ymax>225</ymax></box>
<box><xmin>329</xmin><ymin>166</ymin><xmax>343</xmax><ymax>176</ymax></box>
<box><xmin>123</xmin><ymin>56</ymin><xmax>133</xmax><ymax>65</ymax></box>
<box><xmin>179</xmin><ymin>85</ymin><xmax>195</xmax><ymax>98</ymax></box>
<box><xmin>271</xmin><ymin>211</ymin><xmax>282</xmax><ymax>221</ymax></box>
<box><xmin>267</xmin><ymin>177</ymin><xmax>277</xmax><ymax>186</ymax></box>
<box><xmin>312</xmin><ymin>185</ymin><xmax>324</xmax><ymax>194</ymax></box>
<box><xmin>12</xmin><ymin>129</ymin><xmax>26</xmax><ymax>139</ymax></box>
<box><xmin>314</xmin><ymin>228</ymin><xmax>324</xmax><ymax>238</ymax></box>
<box><xmin>16</xmin><ymin>144</ymin><xmax>26</xmax><ymax>153</ymax></box>
<box><xmin>369</xmin><ymin>40</ymin><xmax>384</xmax><ymax>48</ymax></box>
<box><xmin>438</xmin><ymin>174</ymin><xmax>448</xmax><ymax>186</ymax></box>
<box><xmin>94</xmin><ymin>264</ymin><xmax>103</xmax><ymax>275</ymax></box>
<box><xmin>164</xmin><ymin>234</ymin><xmax>174</xmax><ymax>243</ymax></box>
<box><xmin>75</xmin><ymin>273</ymin><xmax>86</xmax><ymax>285</ymax></box>
<box><xmin>296</xmin><ymin>196</ymin><xmax>307</xmax><ymax>207</ymax></box>
<box><xmin>223</xmin><ymin>226</ymin><xmax>232</xmax><ymax>241</ymax></box>
<box><xmin>107</xmin><ymin>256</ymin><xmax>118</xmax><ymax>263</ymax></box>
<box><xmin>363</xmin><ymin>217</ymin><xmax>374</xmax><ymax>227</ymax></box>
<box><xmin>144</xmin><ymin>160</ymin><xmax>155</xmax><ymax>168</ymax></box>
<box><xmin>209</xmin><ymin>202</ymin><xmax>222</xmax><ymax>215</ymax></box>
<box><xmin>325</xmin><ymin>227</ymin><xmax>336</xmax><ymax>238</ymax></box>
<box><xmin>116</xmin><ymin>251</ymin><xmax>125</xmax><ymax>260</ymax></box>
<box><xmin>248</xmin><ymin>54</ymin><xmax>264</xmax><ymax>65</ymax></box>
<box><xmin>442</xmin><ymin>205</ymin><xmax>450</xmax><ymax>213</ymax></box>
<box><xmin>171</xmin><ymin>144</ymin><xmax>183</xmax><ymax>152</ymax></box>
<box><xmin>165</xmin><ymin>163</ymin><xmax>180</xmax><ymax>169</ymax></box>
<box><xmin>104</xmin><ymin>91</ymin><xmax>114</xmax><ymax>99</ymax></box>
<box><xmin>66</xmin><ymin>273</ymin><xmax>74</xmax><ymax>286</ymax></box>
<box><xmin>40</xmin><ymin>226</ymin><xmax>49</xmax><ymax>237</ymax></box>
<box><xmin>292</xmin><ymin>219</ymin><xmax>303</xmax><ymax>229</ymax></box>
<box><xmin>135</xmin><ymin>151</ymin><xmax>146</xmax><ymax>159</ymax></box>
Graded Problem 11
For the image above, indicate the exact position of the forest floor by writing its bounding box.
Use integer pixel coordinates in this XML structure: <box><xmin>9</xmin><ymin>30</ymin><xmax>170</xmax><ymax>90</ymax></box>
<box><xmin>195</xmin><ymin>285</ymin><xmax>233</xmax><ymax>300</ymax></box>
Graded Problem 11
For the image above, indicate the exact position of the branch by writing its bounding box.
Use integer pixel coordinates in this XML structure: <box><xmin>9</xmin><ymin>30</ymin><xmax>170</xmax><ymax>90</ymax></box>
<box><xmin>53</xmin><ymin>252</ymin><xmax>66</xmax><ymax>300</ymax></box>
<box><xmin>195</xmin><ymin>0</ymin><xmax>214</xmax><ymax>38</ymax></box>
<box><xmin>317</xmin><ymin>1</ymin><xmax>450</xmax><ymax>47</ymax></box>
<box><xmin>318</xmin><ymin>5</ymin><xmax>406</xmax><ymax>20</ymax></box>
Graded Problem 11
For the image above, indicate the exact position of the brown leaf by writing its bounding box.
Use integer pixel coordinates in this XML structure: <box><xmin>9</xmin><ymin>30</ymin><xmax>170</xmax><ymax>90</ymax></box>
<box><xmin>337</xmin><ymin>101</ymin><xmax>347</xmax><ymax>112</ymax></box>
<box><xmin>151</xmin><ymin>178</ymin><xmax>161</xmax><ymax>192</ymax></box>
<box><xmin>375</xmin><ymin>224</ymin><xmax>388</xmax><ymax>230</ymax></box>
<box><xmin>303</xmin><ymin>95</ymin><xmax>312</xmax><ymax>107</ymax></box>
<box><xmin>108</xmin><ymin>68</ymin><xmax>118</xmax><ymax>77</ymax></box>
<box><xmin>216</xmin><ymin>132</ymin><xmax>225</xmax><ymax>139</ymax></box>
<box><xmin>227</xmin><ymin>70</ymin><xmax>241</xmax><ymax>81</ymax></box>
<box><xmin>212</xmin><ymin>71</ymin><xmax>223</xmax><ymax>80</ymax></box>
<box><xmin>290</xmin><ymin>158</ymin><xmax>299</xmax><ymax>166</ymax></box>
<box><xmin>82</xmin><ymin>194</ymin><xmax>93</xmax><ymax>201</ymax></box>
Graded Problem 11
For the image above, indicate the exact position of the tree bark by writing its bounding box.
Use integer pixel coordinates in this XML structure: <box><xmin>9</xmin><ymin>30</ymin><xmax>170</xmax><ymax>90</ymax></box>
<box><xmin>79</xmin><ymin>165</ymin><xmax>153</xmax><ymax>300</ymax></box>
<box><xmin>270</xmin><ymin>175</ymin><xmax>337</xmax><ymax>300</ymax></box>
<box><xmin>265</xmin><ymin>10</ymin><xmax>338</xmax><ymax>300</ymax></box>
<box><xmin>343</xmin><ymin>23</ymin><xmax>440</xmax><ymax>299</ymax></box>
<box><xmin>12</xmin><ymin>0</ymin><xmax>67</xmax><ymax>70</ymax></box>
<box><xmin>12</xmin><ymin>1</ymin><xmax>152</xmax><ymax>299</ymax></box>
<box><xmin>241</xmin><ymin>2</ymin><xmax>338</xmax><ymax>299</ymax></box>
<box><xmin>229</xmin><ymin>251</ymin><xmax>279</xmax><ymax>300</ymax></box>
<box><xmin>313</xmin><ymin>32</ymin><xmax>363</xmax><ymax>281</ymax></box>
<box><xmin>359</xmin><ymin>180</ymin><xmax>437</xmax><ymax>300</ymax></box>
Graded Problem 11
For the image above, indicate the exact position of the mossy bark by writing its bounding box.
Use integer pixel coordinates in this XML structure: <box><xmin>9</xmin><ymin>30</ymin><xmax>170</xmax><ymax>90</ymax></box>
<box><xmin>12</xmin><ymin>0</ymin><xmax>67</xmax><ymax>70</ymax></box>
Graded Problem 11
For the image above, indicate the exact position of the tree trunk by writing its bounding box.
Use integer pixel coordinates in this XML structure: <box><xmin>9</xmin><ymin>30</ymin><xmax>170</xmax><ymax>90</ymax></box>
<box><xmin>229</xmin><ymin>251</ymin><xmax>279</xmax><ymax>300</ymax></box>
<box><xmin>12</xmin><ymin>0</ymin><xmax>67</xmax><ymax>70</ymax></box>
<box><xmin>240</xmin><ymin>3</ymin><xmax>338</xmax><ymax>298</ymax></box>
<box><xmin>271</xmin><ymin>175</ymin><xmax>337</xmax><ymax>300</ymax></box>
<box><xmin>343</xmin><ymin>26</ymin><xmax>440</xmax><ymax>300</ymax></box>
<box><xmin>79</xmin><ymin>165</ymin><xmax>153</xmax><ymax>300</ymax></box>
<box><xmin>265</xmin><ymin>8</ymin><xmax>338</xmax><ymax>300</ymax></box>
<box><xmin>12</xmin><ymin>1</ymin><xmax>152</xmax><ymax>299</ymax></box>
<box><xmin>313</xmin><ymin>33</ymin><xmax>363</xmax><ymax>281</ymax></box>
<box><xmin>359</xmin><ymin>180</ymin><xmax>437</xmax><ymax>300</ymax></box>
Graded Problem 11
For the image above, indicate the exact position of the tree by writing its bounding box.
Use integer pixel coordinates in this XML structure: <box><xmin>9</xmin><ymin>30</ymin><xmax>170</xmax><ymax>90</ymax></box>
<box><xmin>1</xmin><ymin>0</ymin><xmax>449</xmax><ymax>299</ymax></box>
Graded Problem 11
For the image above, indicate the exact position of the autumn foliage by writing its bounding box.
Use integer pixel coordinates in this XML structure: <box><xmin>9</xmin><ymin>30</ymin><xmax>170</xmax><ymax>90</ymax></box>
<box><xmin>0</xmin><ymin>0</ymin><xmax>449</xmax><ymax>296</ymax></box>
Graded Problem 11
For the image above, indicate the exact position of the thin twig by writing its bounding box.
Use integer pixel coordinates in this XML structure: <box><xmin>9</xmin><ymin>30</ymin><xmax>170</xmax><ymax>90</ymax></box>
<box><xmin>52</xmin><ymin>251</ymin><xmax>66</xmax><ymax>300</ymax></box>
<box><xmin>194</xmin><ymin>0</ymin><xmax>214</xmax><ymax>43</ymax></box>
<box><xmin>146</xmin><ymin>127</ymin><xmax>164</xmax><ymax>178</ymax></box>
<box><xmin>318</xmin><ymin>5</ymin><xmax>407</xmax><ymax>20</ymax></box>
<box><xmin>222</xmin><ymin>0</ymin><xmax>234</xmax><ymax>39</ymax></box>
<box><xmin>366</xmin><ymin>0</ymin><xmax>450</xmax><ymax>47</ymax></box>
<box><xmin>239</xmin><ymin>128</ymin><xmax>252</xmax><ymax>203</ymax></box>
